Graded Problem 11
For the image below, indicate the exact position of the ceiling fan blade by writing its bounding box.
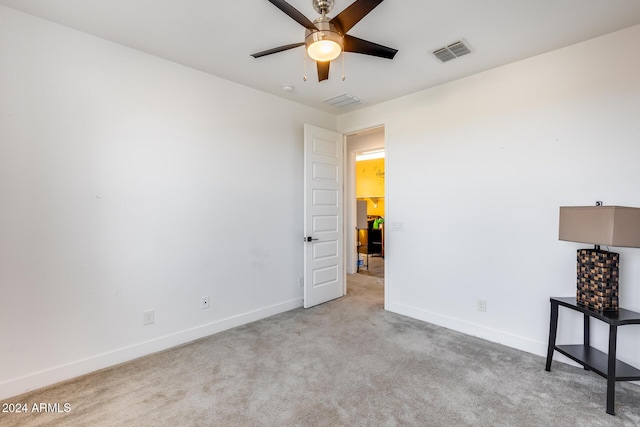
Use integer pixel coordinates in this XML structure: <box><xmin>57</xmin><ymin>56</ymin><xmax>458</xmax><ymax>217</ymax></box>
<box><xmin>343</xmin><ymin>35</ymin><xmax>397</xmax><ymax>59</ymax></box>
<box><xmin>267</xmin><ymin>0</ymin><xmax>318</xmax><ymax>31</ymax></box>
<box><xmin>317</xmin><ymin>61</ymin><xmax>330</xmax><ymax>82</ymax></box>
<box><xmin>330</xmin><ymin>0</ymin><xmax>384</xmax><ymax>34</ymax></box>
<box><xmin>251</xmin><ymin>42</ymin><xmax>305</xmax><ymax>58</ymax></box>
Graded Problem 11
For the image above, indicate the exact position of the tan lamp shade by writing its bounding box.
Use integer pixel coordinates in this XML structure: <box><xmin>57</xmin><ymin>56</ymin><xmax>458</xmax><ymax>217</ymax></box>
<box><xmin>559</xmin><ymin>206</ymin><xmax>640</xmax><ymax>248</ymax></box>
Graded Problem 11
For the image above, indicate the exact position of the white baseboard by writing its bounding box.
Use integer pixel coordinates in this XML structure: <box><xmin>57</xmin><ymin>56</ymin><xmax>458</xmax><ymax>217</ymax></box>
<box><xmin>385</xmin><ymin>300</ymin><xmax>548</xmax><ymax>358</ymax></box>
<box><xmin>0</xmin><ymin>298</ymin><xmax>303</xmax><ymax>400</ymax></box>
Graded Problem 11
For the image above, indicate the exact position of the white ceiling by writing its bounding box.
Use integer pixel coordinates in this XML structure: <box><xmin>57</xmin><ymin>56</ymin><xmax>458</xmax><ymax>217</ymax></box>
<box><xmin>2</xmin><ymin>0</ymin><xmax>640</xmax><ymax>114</ymax></box>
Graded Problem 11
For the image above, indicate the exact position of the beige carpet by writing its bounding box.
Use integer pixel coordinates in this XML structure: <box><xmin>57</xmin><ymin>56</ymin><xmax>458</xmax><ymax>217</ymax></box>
<box><xmin>2</xmin><ymin>274</ymin><xmax>639</xmax><ymax>426</ymax></box>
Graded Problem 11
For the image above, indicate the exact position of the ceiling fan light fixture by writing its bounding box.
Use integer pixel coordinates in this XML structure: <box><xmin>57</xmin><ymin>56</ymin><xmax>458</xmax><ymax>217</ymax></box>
<box><xmin>306</xmin><ymin>17</ymin><xmax>342</xmax><ymax>62</ymax></box>
<box><xmin>252</xmin><ymin>0</ymin><xmax>397</xmax><ymax>81</ymax></box>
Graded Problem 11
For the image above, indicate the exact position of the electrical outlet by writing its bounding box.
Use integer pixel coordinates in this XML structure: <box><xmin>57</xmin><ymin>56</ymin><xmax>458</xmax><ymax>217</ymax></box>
<box><xmin>201</xmin><ymin>296</ymin><xmax>210</xmax><ymax>309</ymax></box>
<box><xmin>390</xmin><ymin>222</ymin><xmax>404</xmax><ymax>232</ymax></box>
<box><xmin>477</xmin><ymin>299</ymin><xmax>487</xmax><ymax>312</ymax></box>
<box><xmin>298</xmin><ymin>277</ymin><xmax>304</xmax><ymax>288</ymax></box>
<box><xmin>143</xmin><ymin>309</ymin><xmax>154</xmax><ymax>325</ymax></box>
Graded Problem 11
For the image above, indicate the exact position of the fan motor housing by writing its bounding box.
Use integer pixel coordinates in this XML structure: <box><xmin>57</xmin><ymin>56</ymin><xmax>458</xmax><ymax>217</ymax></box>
<box><xmin>305</xmin><ymin>18</ymin><xmax>344</xmax><ymax>53</ymax></box>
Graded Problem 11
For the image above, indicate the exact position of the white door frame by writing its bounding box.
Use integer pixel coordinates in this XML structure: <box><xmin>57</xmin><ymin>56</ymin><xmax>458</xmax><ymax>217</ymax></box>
<box><xmin>342</xmin><ymin>123</ymin><xmax>388</xmax><ymax>306</ymax></box>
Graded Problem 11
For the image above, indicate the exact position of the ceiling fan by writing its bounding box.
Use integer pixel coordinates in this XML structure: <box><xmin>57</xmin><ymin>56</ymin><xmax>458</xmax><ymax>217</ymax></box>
<box><xmin>251</xmin><ymin>0</ymin><xmax>398</xmax><ymax>82</ymax></box>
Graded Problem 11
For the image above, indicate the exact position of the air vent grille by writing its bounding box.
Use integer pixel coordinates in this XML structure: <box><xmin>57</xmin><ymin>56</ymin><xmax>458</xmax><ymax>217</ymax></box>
<box><xmin>432</xmin><ymin>40</ymin><xmax>471</xmax><ymax>63</ymax></box>
<box><xmin>432</xmin><ymin>48</ymin><xmax>456</xmax><ymax>63</ymax></box>
<box><xmin>323</xmin><ymin>93</ymin><xmax>365</xmax><ymax>108</ymax></box>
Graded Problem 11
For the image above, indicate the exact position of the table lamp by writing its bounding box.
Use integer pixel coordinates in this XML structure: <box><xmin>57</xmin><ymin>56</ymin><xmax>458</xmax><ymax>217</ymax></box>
<box><xmin>559</xmin><ymin>204</ymin><xmax>640</xmax><ymax>312</ymax></box>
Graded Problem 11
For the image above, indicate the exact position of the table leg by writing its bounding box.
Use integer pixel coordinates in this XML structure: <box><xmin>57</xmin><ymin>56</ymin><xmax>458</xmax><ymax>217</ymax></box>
<box><xmin>584</xmin><ymin>314</ymin><xmax>590</xmax><ymax>371</ymax></box>
<box><xmin>606</xmin><ymin>324</ymin><xmax>618</xmax><ymax>415</ymax></box>
<box><xmin>545</xmin><ymin>301</ymin><xmax>559</xmax><ymax>371</ymax></box>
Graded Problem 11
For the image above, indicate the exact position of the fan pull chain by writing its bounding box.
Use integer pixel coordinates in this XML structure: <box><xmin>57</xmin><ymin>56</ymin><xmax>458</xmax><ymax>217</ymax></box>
<box><xmin>342</xmin><ymin>52</ymin><xmax>346</xmax><ymax>81</ymax></box>
<box><xmin>303</xmin><ymin>49</ymin><xmax>307</xmax><ymax>82</ymax></box>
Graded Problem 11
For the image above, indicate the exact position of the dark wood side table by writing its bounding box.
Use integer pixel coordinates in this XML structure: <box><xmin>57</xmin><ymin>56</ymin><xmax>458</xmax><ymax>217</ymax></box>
<box><xmin>546</xmin><ymin>297</ymin><xmax>640</xmax><ymax>415</ymax></box>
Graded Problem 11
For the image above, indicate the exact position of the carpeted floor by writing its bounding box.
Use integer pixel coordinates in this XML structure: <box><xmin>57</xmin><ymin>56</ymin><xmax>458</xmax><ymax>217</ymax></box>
<box><xmin>2</xmin><ymin>274</ymin><xmax>639</xmax><ymax>426</ymax></box>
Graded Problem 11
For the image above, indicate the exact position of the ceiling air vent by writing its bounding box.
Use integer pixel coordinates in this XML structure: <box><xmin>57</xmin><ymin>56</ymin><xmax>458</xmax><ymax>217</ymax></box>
<box><xmin>432</xmin><ymin>40</ymin><xmax>471</xmax><ymax>63</ymax></box>
<box><xmin>323</xmin><ymin>93</ymin><xmax>365</xmax><ymax>108</ymax></box>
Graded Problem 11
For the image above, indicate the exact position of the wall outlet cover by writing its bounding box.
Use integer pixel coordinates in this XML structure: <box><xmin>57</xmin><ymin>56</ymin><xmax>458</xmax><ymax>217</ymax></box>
<box><xmin>143</xmin><ymin>309</ymin><xmax>154</xmax><ymax>325</ymax></box>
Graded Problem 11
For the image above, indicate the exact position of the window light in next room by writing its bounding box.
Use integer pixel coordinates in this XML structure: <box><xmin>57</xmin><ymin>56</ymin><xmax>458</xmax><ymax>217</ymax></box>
<box><xmin>356</xmin><ymin>150</ymin><xmax>385</xmax><ymax>161</ymax></box>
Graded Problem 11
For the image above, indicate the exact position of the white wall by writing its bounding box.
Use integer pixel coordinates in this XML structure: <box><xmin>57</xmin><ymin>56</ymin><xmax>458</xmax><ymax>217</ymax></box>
<box><xmin>0</xmin><ymin>5</ymin><xmax>336</xmax><ymax>399</ymax></box>
<box><xmin>338</xmin><ymin>25</ymin><xmax>640</xmax><ymax>367</ymax></box>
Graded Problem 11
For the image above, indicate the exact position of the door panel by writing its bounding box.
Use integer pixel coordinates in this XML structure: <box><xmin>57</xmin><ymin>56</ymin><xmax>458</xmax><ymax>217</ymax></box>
<box><xmin>304</xmin><ymin>124</ymin><xmax>344</xmax><ymax>308</ymax></box>
<box><xmin>313</xmin><ymin>215</ymin><xmax>338</xmax><ymax>233</ymax></box>
<box><xmin>313</xmin><ymin>241</ymin><xmax>338</xmax><ymax>259</ymax></box>
<box><xmin>312</xmin><ymin>189</ymin><xmax>338</xmax><ymax>206</ymax></box>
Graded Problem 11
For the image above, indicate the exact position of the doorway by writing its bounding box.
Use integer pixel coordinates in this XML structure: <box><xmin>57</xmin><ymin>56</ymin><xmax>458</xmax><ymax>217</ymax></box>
<box><xmin>345</xmin><ymin>126</ymin><xmax>385</xmax><ymax>280</ymax></box>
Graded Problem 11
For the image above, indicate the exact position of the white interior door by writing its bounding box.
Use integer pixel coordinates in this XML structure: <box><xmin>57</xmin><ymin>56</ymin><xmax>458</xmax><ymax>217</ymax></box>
<box><xmin>303</xmin><ymin>124</ymin><xmax>344</xmax><ymax>308</ymax></box>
